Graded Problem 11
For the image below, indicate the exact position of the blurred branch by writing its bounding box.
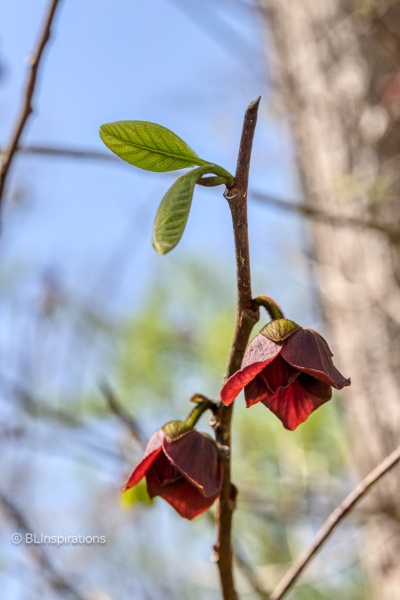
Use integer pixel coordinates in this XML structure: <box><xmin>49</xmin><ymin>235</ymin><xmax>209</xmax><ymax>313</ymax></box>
<box><xmin>0</xmin><ymin>0</ymin><xmax>62</xmax><ymax>204</ymax></box>
<box><xmin>5</xmin><ymin>144</ymin><xmax>119</xmax><ymax>163</ymax></box>
<box><xmin>6</xmin><ymin>142</ymin><xmax>399</xmax><ymax>239</ymax></box>
<box><xmin>100</xmin><ymin>381</ymin><xmax>145</xmax><ymax>447</ymax></box>
<box><xmin>234</xmin><ymin>547</ymin><xmax>269</xmax><ymax>599</ymax></box>
<box><xmin>251</xmin><ymin>190</ymin><xmax>400</xmax><ymax>240</ymax></box>
<box><xmin>270</xmin><ymin>443</ymin><xmax>400</xmax><ymax>600</ymax></box>
<box><xmin>206</xmin><ymin>511</ymin><xmax>269</xmax><ymax>600</ymax></box>
<box><xmin>0</xmin><ymin>492</ymin><xmax>87</xmax><ymax>600</ymax></box>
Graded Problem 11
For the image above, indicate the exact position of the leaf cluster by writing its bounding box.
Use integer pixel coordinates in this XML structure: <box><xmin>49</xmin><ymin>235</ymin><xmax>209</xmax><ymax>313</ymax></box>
<box><xmin>99</xmin><ymin>121</ymin><xmax>234</xmax><ymax>254</ymax></box>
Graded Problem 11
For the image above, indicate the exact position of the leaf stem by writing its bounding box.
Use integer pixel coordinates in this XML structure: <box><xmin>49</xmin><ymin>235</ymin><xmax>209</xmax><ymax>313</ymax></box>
<box><xmin>214</xmin><ymin>98</ymin><xmax>261</xmax><ymax>600</ymax></box>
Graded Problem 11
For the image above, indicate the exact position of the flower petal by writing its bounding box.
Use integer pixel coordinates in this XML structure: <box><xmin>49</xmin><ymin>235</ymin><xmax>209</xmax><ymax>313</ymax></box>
<box><xmin>121</xmin><ymin>446</ymin><xmax>163</xmax><ymax>492</ymax></box>
<box><xmin>258</xmin><ymin>354</ymin><xmax>300</xmax><ymax>393</ymax></box>
<box><xmin>281</xmin><ymin>329</ymin><xmax>350</xmax><ymax>389</ymax></box>
<box><xmin>297</xmin><ymin>373</ymin><xmax>332</xmax><ymax>401</ymax></box>
<box><xmin>220</xmin><ymin>334</ymin><xmax>282</xmax><ymax>405</ymax></box>
<box><xmin>163</xmin><ymin>430</ymin><xmax>223</xmax><ymax>498</ymax></box>
<box><xmin>145</xmin><ymin>454</ymin><xmax>183</xmax><ymax>498</ymax></box>
<box><xmin>244</xmin><ymin>375</ymin><xmax>272</xmax><ymax>407</ymax></box>
<box><xmin>160</xmin><ymin>479</ymin><xmax>220</xmax><ymax>520</ymax></box>
<box><xmin>121</xmin><ymin>429</ymin><xmax>165</xmax><ymax>492</ymax></box>
<box><xmin>261</xmin><ymin>379</ymin><xmax>330</xmax><ymax>430</ymax></box>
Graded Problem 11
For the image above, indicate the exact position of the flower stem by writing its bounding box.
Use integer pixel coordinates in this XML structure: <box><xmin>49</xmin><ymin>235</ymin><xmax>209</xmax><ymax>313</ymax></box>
<box><xmin>185</xmin><ymin>401</ymin><xmax>213</xmax><ymax>428</ymax></box>
<box><xmin>254</xmin><ymin>295</ymin><xmax>285</xmax><ymax>320</ymax></box>
<box><xmin>214</xmin><ymin>98</ymin><xmax>261</xmax><ymax>600</ymax></box>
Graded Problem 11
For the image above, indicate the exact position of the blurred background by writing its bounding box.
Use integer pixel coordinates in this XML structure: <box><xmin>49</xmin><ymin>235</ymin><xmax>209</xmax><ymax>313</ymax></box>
<box><xmin>0</xmin><ymin>1</ymin><xmax>399</xmax><ymax>598</ymax></box>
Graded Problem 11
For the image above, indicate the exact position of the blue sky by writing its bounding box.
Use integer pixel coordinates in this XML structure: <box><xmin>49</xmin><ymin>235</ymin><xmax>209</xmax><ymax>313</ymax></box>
<box><xmin>0</xmin><ymin>4</ymin><xmax>340</xmax><ymax>599</ymax></box>
<box><xmin>0</xmin><ymin>0</ymin><xmax>310</xmax><ymax>322</ymax></box>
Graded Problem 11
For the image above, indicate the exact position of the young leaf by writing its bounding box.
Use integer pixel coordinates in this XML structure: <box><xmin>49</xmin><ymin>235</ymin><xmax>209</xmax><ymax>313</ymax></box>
<box><xmin>153</xmin><ymin>165</ymin><xmax>214</xmax><ymax>254</ymax></box>
<box><xmin>99</xmin><ymin>121</ymin><xmax>208</xmax><ymax>172</ymax></box>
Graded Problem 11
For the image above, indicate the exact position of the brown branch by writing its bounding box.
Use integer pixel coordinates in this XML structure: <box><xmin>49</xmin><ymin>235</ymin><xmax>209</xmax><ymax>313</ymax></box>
<box><xmin>0</xmin><ymin>492</ymin><xmax>87</xmax><ymax>600</ymax></box>
<box><xmin>0</xmin><ymin>0</ymin><xmax>62</xmax><ymax>203</ymax></box>
<box><xmin>214</xmin><ymin>98</ymin><xmax>261</xmax><ymax>600</ymax></box>
<box><xmin>270</xmin><ymin>443</ymin><xmax>400</xmax><ymax>600</ymax></box>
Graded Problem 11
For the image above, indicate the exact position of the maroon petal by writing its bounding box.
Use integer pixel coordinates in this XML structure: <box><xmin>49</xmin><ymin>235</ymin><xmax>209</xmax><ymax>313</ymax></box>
<box><xmin>297</xmin><ymin>373</ymin><xmax>332</xmax><ymax>401</ymax></box>
<box><xmin>160</xmin><ymin>479</ymin><xmax>220</xmax><ymax>520</ymax></box>
<box><xmin>145</xmin><ymin>455</ymin><xmax>183</xmax><ymax>499</ymax></box>
<box><xmin>221</xmin><ymin>334</ymin><xmax>282</xmax><ymax>405</ymax></box>
<box><xmin>163</xmin><ymin>430</ymin><xmax>223</xmax><ymax>498</ymax></box>
<box><xmin>244</xmin><ymin>375</ymin><xmax>272</xmax><ymax>407</ymax></box>
<box><xmin>261</xmin><ymin>379</ymin><xmax>330</xmax><ymax>430</ymax></box>
<box><xmin>258</xmin><ymin>354</ymin><xmax>300</xmax><ymax>393</ymax></box>
<box><xmin>121</xmin><ymin>429</ymin><xmax>166</xmax><ymax>492</ymax></box>
<box><xmin>121</xmin><ymin>446</ymin><xmax>163</xmax><ymax>492</ymax></box>
<box><xmin>281</xmin><ymin>329</ymin><xmax>350</xmax><ymax>389</ymax></box>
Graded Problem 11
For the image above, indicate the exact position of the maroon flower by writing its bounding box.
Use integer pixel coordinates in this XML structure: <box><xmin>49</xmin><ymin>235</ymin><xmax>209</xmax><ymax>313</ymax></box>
<box><xmin>122</xmin><ymin>424</ymin><xmax>223</xmax><ymax>520</ymax></box>
<box><xmin>221</xmin><ymin>324</ymin><xmax>350</xmax><ymax>431</ymax></box>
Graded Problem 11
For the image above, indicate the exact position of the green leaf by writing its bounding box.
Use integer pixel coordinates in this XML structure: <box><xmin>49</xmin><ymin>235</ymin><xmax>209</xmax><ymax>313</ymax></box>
<box><xmin>99</xmin><ymin>120</ymin><xmax>208</xmax><ymax>172</ymax></box>
<box><xmin>152</xmin><ymin>165</ymin><xmax>214</xmax><ymax>254</ymax></box>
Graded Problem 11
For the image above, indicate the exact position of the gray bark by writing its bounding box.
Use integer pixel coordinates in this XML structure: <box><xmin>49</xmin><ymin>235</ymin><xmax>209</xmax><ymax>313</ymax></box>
<box><xmin>260</xmin><ymin>1</ymin><xmax>400</xmax><ymax>597</ymax></box>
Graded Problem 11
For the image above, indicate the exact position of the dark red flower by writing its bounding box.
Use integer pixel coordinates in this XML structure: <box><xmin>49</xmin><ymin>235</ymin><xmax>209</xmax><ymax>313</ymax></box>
<box><xmin>221</xmin><ymin>326</ymin><xmax>350</xmax><ymax>431</ymax></box>
<box><xmin>122</xmin><ymin>425</ymin><xmax>223</xmax><ymax>520</ymax></box>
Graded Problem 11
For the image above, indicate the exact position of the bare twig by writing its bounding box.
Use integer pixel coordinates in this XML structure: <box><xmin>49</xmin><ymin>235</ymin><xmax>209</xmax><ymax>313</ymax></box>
<box><xmin>270</xmin><ymin>443</ymin><xmax>400</xmax><ymax>600</ymax></box>
<box><xmin>214</xmin><ymin>98</ymin><xmax>261</xmax><ymax>600</ymax></box>
<box><xmin>0</xmin><ymin>492</ymin><xmax>87</xmax><ymax>600</ymax></box>
<box><xmin>0</xmin><ymin>0</ymin><xmax>62</xmax><ymax>203</ymax></box>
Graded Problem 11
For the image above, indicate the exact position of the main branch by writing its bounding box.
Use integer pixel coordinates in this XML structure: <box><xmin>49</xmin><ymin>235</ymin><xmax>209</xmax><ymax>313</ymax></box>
<box><xmin>214</xmin><ymin>98</ymin><xmax>261</xmax><ymax>600</ymax></box>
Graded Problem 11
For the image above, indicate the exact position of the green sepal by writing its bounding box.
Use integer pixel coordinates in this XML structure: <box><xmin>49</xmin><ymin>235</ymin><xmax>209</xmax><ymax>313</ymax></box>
<box><xmin>260</xmin><ymin>318</ymin><xmax>301</xmax><ymax>342</ymax></box>
<box><xmin>162</xmin><ymin>420</ymin><xmax>193</xmax><ymax>441</ymax></box>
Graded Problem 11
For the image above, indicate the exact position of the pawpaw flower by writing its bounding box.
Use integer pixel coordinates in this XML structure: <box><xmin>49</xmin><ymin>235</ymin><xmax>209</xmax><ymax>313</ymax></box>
<box><xmin>122</xmin><ymin>422</ymin><xmax>223</xmax><ymax>520</ymax></box>
<box><xmin>220</xmin><ymin>318</ymin><xmax>350</xmax><ymax>431</ymax></box>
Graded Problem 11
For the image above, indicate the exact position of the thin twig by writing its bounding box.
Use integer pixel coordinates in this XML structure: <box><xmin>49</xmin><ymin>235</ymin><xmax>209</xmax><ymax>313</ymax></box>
<box><xmin>270</xmin><ymin>443</ymin><xmax>400</xmax><ymax>600</ymax></box>
<box><xmin>214</xmin><ymin>98</ymin><xmax>261</xmax><ymax>600</ymax></box>
<box><xmin>0</xmin><ymin>492</ymin><xmax>87</xmax><ymax>600</ymax></box>
<box><xmin>0</xmin><ymin>0</ymin><xmax>62</xmax><ymax>203</ymax></box>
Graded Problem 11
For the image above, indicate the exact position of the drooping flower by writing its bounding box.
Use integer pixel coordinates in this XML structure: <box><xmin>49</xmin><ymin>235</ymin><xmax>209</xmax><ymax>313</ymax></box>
<box><xmin>220</xmin><ymin>319</ymin><xmax>350</xmax><ymax>431</ymax></box>
<box><xmin>122</xmin><ymin>422</ymin><xmax>223</xmax><ymax>520</ymax></box>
